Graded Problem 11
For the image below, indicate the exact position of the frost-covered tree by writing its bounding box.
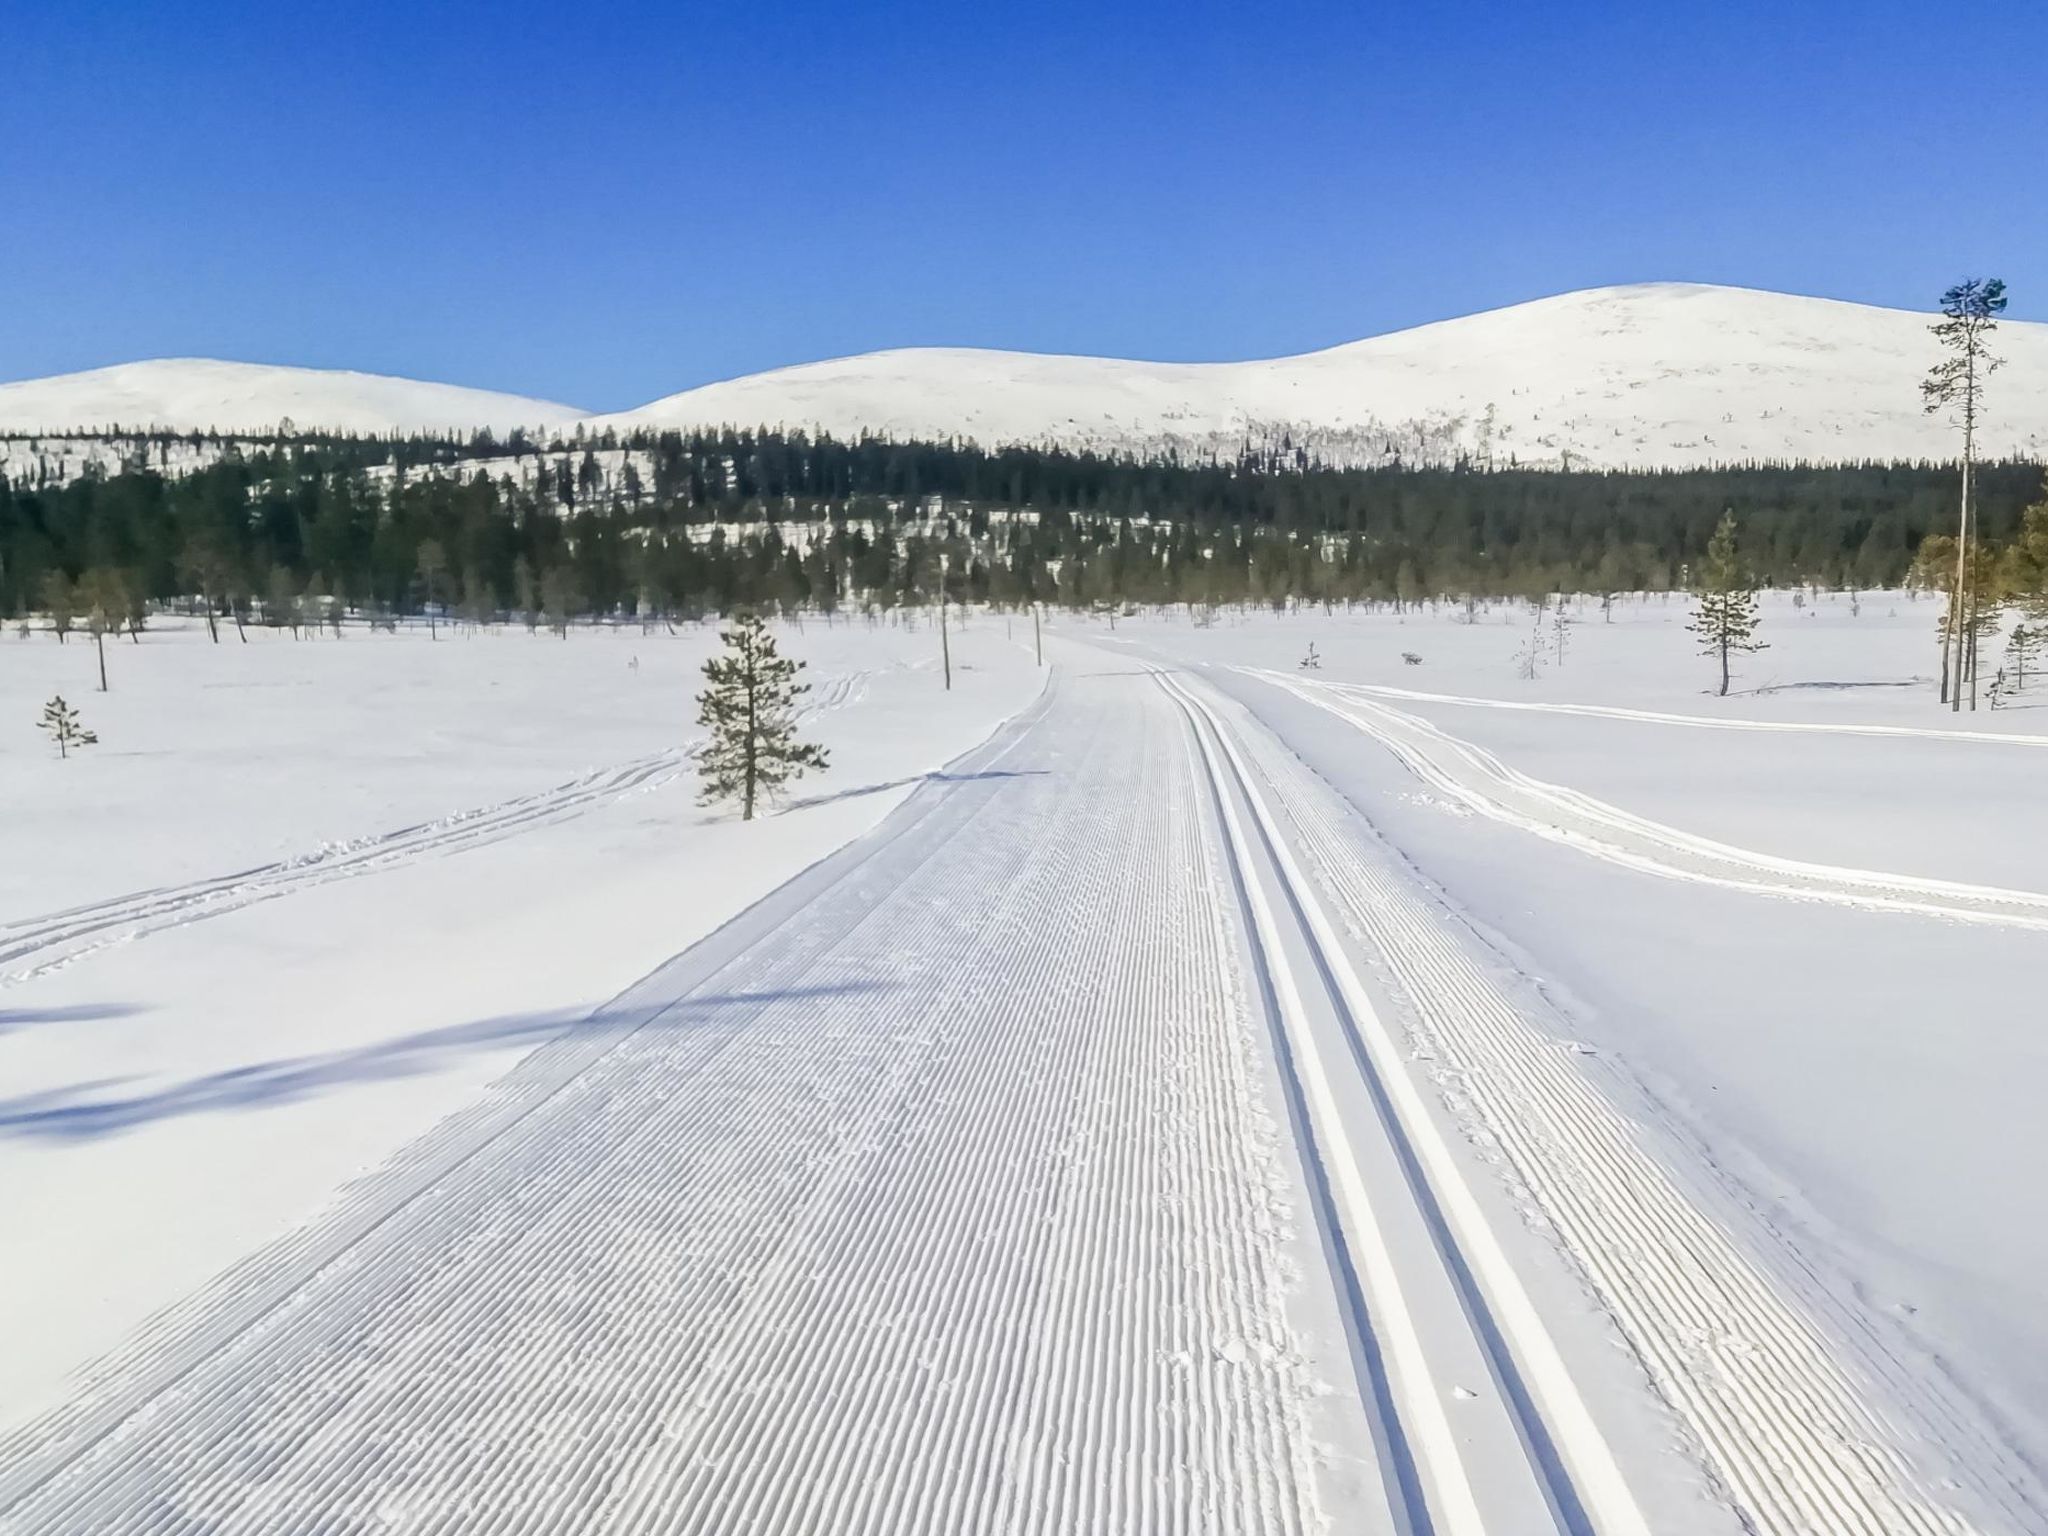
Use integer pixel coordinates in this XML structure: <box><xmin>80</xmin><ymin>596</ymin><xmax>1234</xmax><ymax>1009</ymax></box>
<box><xmin>1922</xmin><ymin>277</ymin><xmax>2006</xmax><ymax>710</ymax></box>
<box><xmin>1688</xmin><ymin>511</ymin><xmax>1765</xmax><ymax>696</ymax></box>
<box><xmin>267</xmin><ymin>564</ymin><xmax>303</xmax><ymax>638</ymax></box>
<box><xmin>416</xmin><ymin>539</ymin><xmax>448</xmax><ymax>638</ymax></box>
<box><xmin>39</xmin><ymin>694</ymin><xmax>97</xmax><ymax>758</ymax></box>
<box><xmin>540</xmin><ymin>566</ymin><xmax>581</xmax><ymax>638</ymax></box>
<box><xmin>178</xmin><ymin>537</ymin><xmax>233</xmax><ymax>643</ymax></box>
<box><xmin>696</xmin><ymin>613</ymin><xmax>828</xmax><ymax>821</ymax></box>
<box><xmin>40</xmin><ymin>569</ymin><xmax>73</xmax><ymax>644</ymax></box>
<box><xmin>76</xmin><ymin>567</ymin><xmax>127</xmax><ymax>692</ymax></box>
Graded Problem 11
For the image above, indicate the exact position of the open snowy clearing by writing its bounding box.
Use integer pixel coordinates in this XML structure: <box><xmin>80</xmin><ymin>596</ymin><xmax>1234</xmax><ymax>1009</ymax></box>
<box><xmin>0</xmin><ymin>614</ymin><xmax>1044</xmax><ymax>1428</ymax></box>
<box><xmin>2</xmin><ymin>595</ymin><xmax>2044</xmax><ymax>1533</ymax></box>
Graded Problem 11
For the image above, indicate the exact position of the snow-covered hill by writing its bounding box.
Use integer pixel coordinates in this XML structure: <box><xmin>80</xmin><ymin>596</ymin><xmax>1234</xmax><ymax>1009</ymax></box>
<box><xmin>0</xmin><ymin>359</ymin><xmax>582</xmax><ymax>436</ymax></box>
<box><xmin>597</xmin><ymin>284</ymin><xmax>2048</xmax><ymax>469</ymax></box>
<box><xmin>4</xmin><ymin>286</ymin><xmax>2043</xmax><ymax>467</ymax></box>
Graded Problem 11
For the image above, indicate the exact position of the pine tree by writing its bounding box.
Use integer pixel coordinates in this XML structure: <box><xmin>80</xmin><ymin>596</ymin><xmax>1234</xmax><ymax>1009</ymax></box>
<box><xmin>1688</xmin><ymin>511</ymin><xmax>1765</xmax><ymax>696</ymax></box>
<box><xmin>1922</xmin><ymin>277</ymin><xmax>2007</xmax><ymax>710</ymax></box>
<box><xmin>39</xmin><ymin>695</ymin><xmax>98</xmax><ymax>759</ymax></box>
<box><xmin>696</xmin><ymin>613</ymin><xmax>828</xmax><ymax>821</ymax></box>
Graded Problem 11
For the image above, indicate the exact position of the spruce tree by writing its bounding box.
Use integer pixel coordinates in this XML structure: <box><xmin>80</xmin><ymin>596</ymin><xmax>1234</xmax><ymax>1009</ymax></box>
<box><xmin>39</xmin><ymin>695</ymin><xmax>98</xmax><ymax>759</ymax></box>
<box><xmin>1688</xmin><ymin>511</ymin><xmax>1765</xmax><ymax>697</ymax></box>
<box><xmin>696</xmin><ymin>613</ymin><xmax>828</xmax><ymax>821</ymax></box>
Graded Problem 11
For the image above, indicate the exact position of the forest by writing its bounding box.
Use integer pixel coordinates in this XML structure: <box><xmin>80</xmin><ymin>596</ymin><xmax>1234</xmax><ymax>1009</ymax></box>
<box><xmin>2</xmin><ymin>427</ymin><xmax>2044</xmax><ymax>623</ymax></box>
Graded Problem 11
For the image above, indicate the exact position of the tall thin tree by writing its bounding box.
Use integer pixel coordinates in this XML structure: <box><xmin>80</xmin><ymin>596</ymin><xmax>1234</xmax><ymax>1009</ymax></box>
<box><xmin>1922</xmin><ymin>277</ymin><xmax>2006</xmax><ymax>710</ymax></box>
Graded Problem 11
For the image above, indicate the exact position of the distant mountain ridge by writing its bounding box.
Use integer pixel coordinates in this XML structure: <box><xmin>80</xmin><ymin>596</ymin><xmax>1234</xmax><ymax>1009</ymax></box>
<box><xmin>4</xmin><ymin>285</ymin><xmax>2044</xmax><ymax>469</ymax></box>
<box><xmin>0</xmin><ymin>359</ymin><xmax>584</xmax><ymax>437</ymax></box>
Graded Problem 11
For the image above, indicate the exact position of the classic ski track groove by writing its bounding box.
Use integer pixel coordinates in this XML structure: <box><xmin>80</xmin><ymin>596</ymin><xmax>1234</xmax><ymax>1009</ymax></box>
<box><xmin>0</xmin><ymin>671</ymin><xmax>871</xmax><ymax>986</ymax></box>
<box><xmin>1160</xmin><ymin>668</ymin><xmax>1642</xmax><ymax>1536</ymax></box>
<box><xmin>0</xmin><ymin>666</ymin><xmax>1331</xmax><ymax>1535</ymax></box>
<box><xmin>1260</xmin><ymin>672</ymin><xmax>2048</xmax><ymax>931</ymax></box>
<box><xmin>1216</xmin><ymin>669</ymin><xmax>2036</xmax><ymax>1532</ymax></box>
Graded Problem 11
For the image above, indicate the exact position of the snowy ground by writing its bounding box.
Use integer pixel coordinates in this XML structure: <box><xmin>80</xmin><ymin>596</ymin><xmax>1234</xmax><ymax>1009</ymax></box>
<box><xmin>0</xmin><ymin>612</ymin><xmax>1042</xmax><ymax>1430</ymax></box>
<box><xmin>1098</xmin><ymin>592</ymin><xmax>2048</xmax><ymax>1525</ymax></box>
<box><xmin>3</xmin><ymin>593</ymin><xmax>2044</xmax><ymax>1534</ymax></box>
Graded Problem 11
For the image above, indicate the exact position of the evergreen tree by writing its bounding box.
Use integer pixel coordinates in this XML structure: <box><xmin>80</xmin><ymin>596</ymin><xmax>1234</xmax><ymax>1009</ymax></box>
<box><xmin>1688</xmin><ymin>511</ymin><xmax>1765</xmax><ymax>696</ymax></box>
<box><xmin>696</xmin><ymin>613</ymin><xmax>828</xmax><ymax>821</ymax></box>
<box><xmin>1922</xmin><ymin>277</ymin><xmax>2007</xmax><ymax>709</ymax></box>
<box><xmin>39</xmin><ymin>694</ymin><xmax>98</xmax><ymax>758</ymax></box>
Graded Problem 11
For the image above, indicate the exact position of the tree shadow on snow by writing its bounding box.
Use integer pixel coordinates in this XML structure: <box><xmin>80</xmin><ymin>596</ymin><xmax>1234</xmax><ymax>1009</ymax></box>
<box><xmin>784</xmin><ymin>767</ymin><xmax>1043</xmax><ymax>811</ymax></box>
<box><xmin>0</xmin><ymin>1002</ymin><xmax>146</xmax><ymax>1037</ymax></box>
<box><xmin>0</xmin><ymin>981</ymin><xmax>893</xmax><ymax>1143</ymax></box>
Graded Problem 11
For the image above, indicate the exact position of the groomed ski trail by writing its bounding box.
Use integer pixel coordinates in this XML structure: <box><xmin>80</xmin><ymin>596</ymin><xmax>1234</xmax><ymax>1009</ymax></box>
<box><xmin>0</xmin><ymin>664</ymin><xmax>1337</xmax><ymax>1535</ymax></box>
<box><xmin>1261</xmin><ymin>672</ymin><xmax>2048</xmax><ymax>932</ymax></box>
<box><xmin>0</xmin><ymin>670</ymin><xmax>871</xmax><ymax>986</ymax></box>
<box><xmin>1158</xmin><ymin>667</ymin><xmax>1646</xmax><ymax>1536</ymax></box>
<box><xmin>1185</xmin><ymin>667</ymin><xmax>2038</xmax><ymax>1534</ymax></box>
<box><xmin>1272</xmin><ymin>675</ymin><xmax>2048</xmax><ymax>749</ymax></box>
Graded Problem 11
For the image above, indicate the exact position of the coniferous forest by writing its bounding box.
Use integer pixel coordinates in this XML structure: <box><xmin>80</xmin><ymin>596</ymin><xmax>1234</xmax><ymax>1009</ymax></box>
<box><xmin>1</xmin><ymin>427</ymin><xmax>2043</xmax><ymax>625</ymax></box>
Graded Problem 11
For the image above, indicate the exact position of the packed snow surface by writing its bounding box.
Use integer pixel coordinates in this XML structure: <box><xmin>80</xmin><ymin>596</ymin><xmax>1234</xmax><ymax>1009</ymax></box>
<box><xmin>3</xmin><ymin>596</ymin><xmax>2046</xmax><ymax>1533</ymax></box>
<box><xmin>6</xmin><ymin>285</ymin><xmax>2044</xmax><ymax>463</ymax></box>
<box><xmin>0</xmin><ymin>358</ymin><xmax>583</xmax><ymax>435</ymax></box>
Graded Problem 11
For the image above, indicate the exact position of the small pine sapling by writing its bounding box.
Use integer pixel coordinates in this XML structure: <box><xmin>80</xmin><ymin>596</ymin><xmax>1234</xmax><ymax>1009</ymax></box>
<box><xmin>1688</xmin><ymin>512</ymin><xmax>1766</xmax><ymax>696</ymax></box>
<box><xmin>696</xmin><ymin>613</ymin><xmax>829</xmax><ymax>821</ymax></box>
<box><xmin>39</xmin><ymin>695</ymin><xmax>98</xmax><ymax>759</ymax></box>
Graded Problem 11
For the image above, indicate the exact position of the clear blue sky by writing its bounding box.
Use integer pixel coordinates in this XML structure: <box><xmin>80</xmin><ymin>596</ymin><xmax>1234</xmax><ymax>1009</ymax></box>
<box><xmin>2</xmin><ymin>0</ymin><xmax>2042</xmax><ymax>410</ymax></box>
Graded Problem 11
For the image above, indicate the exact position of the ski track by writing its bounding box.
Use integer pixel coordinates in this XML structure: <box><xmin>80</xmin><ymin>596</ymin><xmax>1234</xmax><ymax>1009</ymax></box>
<box><xmin>0</xmin><ymin>671</ymin><xmax>871</xmax><ymax>987</ymax></box>
<box><xmin>1257</xmin><ymin>674</ymin><xmax>2048</xmax><ymax>750</ymax></box>
<box><xmin>6</xmin><ymin>653</ymin><xmax>2033</xmax><ymax>1534</ymax></box>
<box><xmin>1159</xmin><ymin>667</ymin><xmax>1640</xmax><ymax>1536</ymax></box>
<box><xmin>1258</xmin><ymin>672</ymin><xmax>2048</xmax><ymax>932</ymax></box>
<box><xmin>1175</xmin><ymin>667</ymin><xmax>2040</xmax><ymax>1535</ymax></box>
<box><xmin>0</xmin><ymin>667</ymin><xmax>1331</xmax><ymax>1535</ymax></box>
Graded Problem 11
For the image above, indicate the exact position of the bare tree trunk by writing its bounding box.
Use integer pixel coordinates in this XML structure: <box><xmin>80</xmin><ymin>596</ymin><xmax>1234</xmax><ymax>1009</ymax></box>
<box><xmin>95</xmin><ymin>631</ymin><xmax>108</xmax><ymax>693</ymax></box>
<box><xmin>743</xmin><ymin>655</ymin><xmax>758</xmax><ymax>821</ymax></box>
<box><xmin>1951</xmin><ymin>418</ymin><xmax>1974</xmax><ymax>710</ymax></box>
<box><xmin>1719</xmin><ymin>632</ymin><xmax>1730</xmax><ymax>697</ymax></box>
<box><xmin>1033</xmin><ymin>606</ymin><xmax>1043</xmax><ymax>666</ymax></box>
<box><xmin>940</xmin><ymin>601</ymin><xmax>951</xmax><ymax>691</ymax></box>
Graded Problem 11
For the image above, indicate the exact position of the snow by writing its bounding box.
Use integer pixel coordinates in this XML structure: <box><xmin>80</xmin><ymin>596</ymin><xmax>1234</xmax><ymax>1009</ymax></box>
<box><xmin>3</xmin><ymin>593</ymin><xmax>2045</xmax><ymax>1534</ymax></box>
<box><xmin>0</xmin><ymin>358</ymin><xmax>582</xmax><ymax>436</ymax></box>
<box><xmin>594</xmin><ymin>284</ymin><xmax>2048</xmax><ymax>468</ymax></box>
<box><xmin>1098</xmin><ymin>593</ymin><xmax>2048</xmax><ymax>1529</ymax></box>
<box><xmin>0</xmin><ymin>615</ymin><xmax>1042</xmax><ymax>1429</ymax></box>
<box><xmin>7</xmin><ymin>285</ymin><xmax>2044</xmax><ymax>466</ymax></box>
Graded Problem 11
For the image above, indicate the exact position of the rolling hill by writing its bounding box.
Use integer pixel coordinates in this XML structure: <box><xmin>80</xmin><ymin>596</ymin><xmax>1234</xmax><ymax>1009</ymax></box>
<box><xmin>3</xmin><ymin>285</ymin><xmax>2042</xmax><ymax>468</ymax></box>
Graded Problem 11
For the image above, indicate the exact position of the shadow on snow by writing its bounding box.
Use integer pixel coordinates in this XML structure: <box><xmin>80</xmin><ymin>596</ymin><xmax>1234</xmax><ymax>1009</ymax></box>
<box><xmin>0</xmin><ymin>981</ymin><xmax>893</xmax><ymax>1143</ymax></box>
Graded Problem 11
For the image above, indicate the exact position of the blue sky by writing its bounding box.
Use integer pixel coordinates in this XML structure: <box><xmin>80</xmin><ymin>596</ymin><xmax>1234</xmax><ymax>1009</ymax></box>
<box><xmin>1</xmin><ymin>0</ymin><xmax>2042</xmax><ymax>410</ymax></box>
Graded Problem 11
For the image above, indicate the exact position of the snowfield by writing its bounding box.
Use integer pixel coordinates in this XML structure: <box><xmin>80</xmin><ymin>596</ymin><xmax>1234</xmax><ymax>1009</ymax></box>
<box><xmin>0</xmin><ymin>358</ymin><xmax>583</xmax><ymax>436</ymax></box>
<box><xmin>2</xmin><ymin>594</ymin><xmax>2045</xmax><ymax>1533</ymax></box>
<box><xmin>5</xmin><ymin>285</ymin><xmax>2045</xmax><ymax>467</ymax></box>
